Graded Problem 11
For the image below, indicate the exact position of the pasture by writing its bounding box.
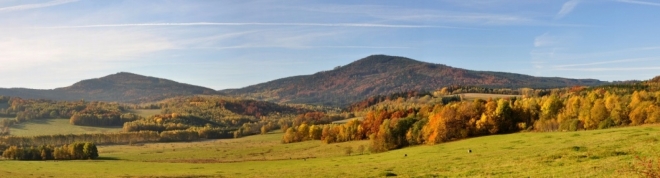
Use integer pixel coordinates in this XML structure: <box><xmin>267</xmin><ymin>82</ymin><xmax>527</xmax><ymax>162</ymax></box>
<box><xmin>129</xmin><ymin>109</ymin><xmax>161</xmax><ymax>118</ymax></box>
<box><xmin>9</xmin><ymin>118</ymin><xmax>123</xmax><ymax>137</ymax></box>
<box><xmin>0</xmin><ymin>125</ymin><xmax>658</xmax><ymax>177</ymax></box>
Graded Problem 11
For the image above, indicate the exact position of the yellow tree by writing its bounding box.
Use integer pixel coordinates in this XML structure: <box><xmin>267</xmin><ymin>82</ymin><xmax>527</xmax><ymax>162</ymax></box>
<box><xmin>540</xmin><ymin>94</ymin><xmax>563</xmax><ymax>121</ymax></box>
<box><xmin>587</xmin><ymin>99</ymin><xmax>608</xmax><ymax>129</ymax></box>
<box><xmin>629</xmin><ymin>102</ymin><xmax>651</xmax><ymax>125</ymax></box>
<box><xmin>645</xmin><ymin>105</ymin><xmax>660</xmax><ymax>124</ymax></box>
<box><xmin>297</xmin><ymin>124</ymin><xmax>310</xmax><ymax>141</ymax></box>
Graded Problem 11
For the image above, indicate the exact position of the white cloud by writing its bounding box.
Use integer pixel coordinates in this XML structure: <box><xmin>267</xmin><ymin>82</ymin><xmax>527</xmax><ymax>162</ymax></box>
<box><xmin>616</xmin><ymin>0</ymin><xmax>660</xmax><ymax>6</ymax></box>
<box><xmin>556</xmin><ymin>0</ymin><xmax>580</xmax><ymax>19</ymax></box>
<box><xmin>0</xmin><ymin>28</ymin><xmax>175</xmax><ymax>72</ymax></box>
<box><xmin>0</xmin><ymin>0</ymin><xmax>78</xmax><ymax>12</ymax></box>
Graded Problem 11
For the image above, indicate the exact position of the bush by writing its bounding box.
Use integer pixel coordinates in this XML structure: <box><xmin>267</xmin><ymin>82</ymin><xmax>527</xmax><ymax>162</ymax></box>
<box><xmin>598</xmin><ymin>118</ymin><xmax>615</xmax><ymax>129</ymax></box>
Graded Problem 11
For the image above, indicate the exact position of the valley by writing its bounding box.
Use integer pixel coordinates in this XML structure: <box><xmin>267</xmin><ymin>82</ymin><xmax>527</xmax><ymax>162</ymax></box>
<box><xmin>0</xmin><ymin>55</ymin><xmax>658</xmax><ymax>177</ymax></box>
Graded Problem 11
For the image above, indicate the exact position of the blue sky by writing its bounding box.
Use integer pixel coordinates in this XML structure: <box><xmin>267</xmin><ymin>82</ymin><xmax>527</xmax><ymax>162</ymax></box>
<box><xmin>1</xmin><ymin>0</ymin><xmax>659</xmax><ymax>89</ymax></box>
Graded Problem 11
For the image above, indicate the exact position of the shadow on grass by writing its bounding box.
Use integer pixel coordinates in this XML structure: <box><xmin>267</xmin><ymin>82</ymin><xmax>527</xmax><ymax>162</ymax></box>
<box><xmin>8</xmin><ymin>118</ymin><xmax>55</xmax><ymax>130</ymax></box>
<box><xmin>96</xmin><ymin>157</ymin><xmax>122</xmax><ymax>161</ymax></box>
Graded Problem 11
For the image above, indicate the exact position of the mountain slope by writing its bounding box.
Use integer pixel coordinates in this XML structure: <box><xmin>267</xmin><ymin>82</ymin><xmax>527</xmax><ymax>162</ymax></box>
<box><xmin>222</xmin><ymin>55</ymin><xmax>606</xmax><ymax>106</ymax></box>
<box><xmin>0</xmin><ymin>72</ymin><xmax>219</xmax><ymax>103</ymax></box>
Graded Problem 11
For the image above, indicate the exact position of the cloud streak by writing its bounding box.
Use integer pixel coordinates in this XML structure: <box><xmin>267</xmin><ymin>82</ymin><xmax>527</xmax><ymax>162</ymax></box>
<box><xmin>206</xmin><ymin>45</ymin><xmax>410</xmax><ymax>50</ymax></box>
<box><xmin>555</xmin><ymin>66</ymin><xmax>660</xmax><ymax>71</ymax></box>
<box><xmin>31</xmin><ymin>22</ymin><xmax>456</xmax><ymax>29</ymax></box>
<box><xmin>0</xmin><ymin>0</ymin><xmax>79</xmax><ymax>12</ymax></box>
<box><xmin>556</xmin><ymin>0</ymin><xmax>580</xmax><ymax>19</ymax></box>
<box><xmin>552</xmin><ymin>57</ymin><xmax>657</xmax><ymax>68</ymax></box>
<box><xmin>616</xmin><ymin>0</ymin><xmax>660</xmax><ymax>6</ymax></box>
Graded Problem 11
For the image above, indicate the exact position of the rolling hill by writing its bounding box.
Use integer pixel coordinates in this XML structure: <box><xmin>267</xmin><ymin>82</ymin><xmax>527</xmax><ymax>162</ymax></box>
<box><xmin>222</xmin><ymin>55</ymin><xmax>607</xmax><ymax>106</ymax></box>
<box><xmin>0</xmin><ymin>72</ymin><xmax>219</xmax><ymax>103</ymax></box>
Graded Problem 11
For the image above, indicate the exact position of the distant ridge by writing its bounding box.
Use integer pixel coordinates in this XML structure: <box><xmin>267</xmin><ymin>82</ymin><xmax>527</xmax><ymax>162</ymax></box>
<box><xmin>222</xmin><ymin>55</ymin><xmax>607</xmax><ymax>106</ymax></box>
<box><xmin>0</xmin><ymin>72</ymin><xmax>219</xmax><ymax>103</ymax></box>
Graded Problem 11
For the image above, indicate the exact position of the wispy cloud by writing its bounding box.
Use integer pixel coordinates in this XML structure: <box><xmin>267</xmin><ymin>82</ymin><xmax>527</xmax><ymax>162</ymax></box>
<box><xmin>30</xmin><ymin>22</ymin><xmax>454</xmax><ymax>29</ymax></box>
<box><xmin>556</xmin><ymin>0</ymin><xmax>580</xmax><ymax>19</ymax></box>
<box><xmin>534</xmin><ymin>33</ymin><xmax>558</xmax><ymax>47</ymax></box>
<box><xmin>0</xmin><ymin>28</ymin><xmax>175</xmax><ymax>69</ymax></box>
<box><xmin>0</xmin><ymin>0</ymin><xmax>79</xmax><ymax>12</ymax></box>
<box><xmin>616</xmin><ymin>0</ymin><xmax>660</xmax><ymax>6</ymax></box>
<box><xmin>206</xmin><ymin>45</ymin><xmax>410</xmax><ymax>50</ymax></box>
<box><xmin>552</xmin><ymin>57</ymin><xmax>657</xmax><ymax>68</ymax></box>
<box><xmin>303</xmin><ymin>6</ymin><xmax>535</xmax><ymax>25</ymax></box>
<box><xmin>555</xmin><ymin>66</ymin><xmax>660</xmax><ymax>71</ymax></box>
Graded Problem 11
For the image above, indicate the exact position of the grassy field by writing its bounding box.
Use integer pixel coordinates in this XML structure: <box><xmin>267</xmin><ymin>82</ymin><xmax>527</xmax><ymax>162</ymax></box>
<box><xmin>9</xmin><ymin>118</ymin><xmax>123</xmax><ymax>137</ymax></box>
<box><xmin>129</xmin><ymin>109</ymin><xmax>161</xmax><ymax>118</ymax></box>
<box><xmin>460</xmin><ymin>93</ymin><xmax>521</xmax><ymax>101</ymax></box>
<box><xmin>0</xmin><ymin>126</ymin><xmax>658</xmax><ymax>177</ymax></box>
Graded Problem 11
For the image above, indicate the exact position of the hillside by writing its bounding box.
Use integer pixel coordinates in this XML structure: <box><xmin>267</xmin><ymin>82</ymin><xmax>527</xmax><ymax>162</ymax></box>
<box><xmin>222</xmin><ymin>55</ymin><xmax>607</xmax><ymax>106</ymax></box>
<box><xmin>0</xmin><ymin>72</ymin><xmax>219</xmax><ymax>103</ymax></box>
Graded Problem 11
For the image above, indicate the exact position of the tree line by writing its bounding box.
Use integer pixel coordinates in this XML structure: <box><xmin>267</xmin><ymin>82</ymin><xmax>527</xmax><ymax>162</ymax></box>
<box><xmin>1</xmin><ymin>142</ymin><xmax>98</xmax><ymax>160</ymax></box>
<box><xmin>283</xmin><ymin>83</ymin><xmax>660</xmax><ymax>152</ymax></box>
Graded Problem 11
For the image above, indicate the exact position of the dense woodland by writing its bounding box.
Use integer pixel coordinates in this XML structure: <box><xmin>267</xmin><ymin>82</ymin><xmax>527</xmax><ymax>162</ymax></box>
<box><xmin>283</xmin><ymin>81</ymin><xmax>660</xmax><ymax>152</ymax></box>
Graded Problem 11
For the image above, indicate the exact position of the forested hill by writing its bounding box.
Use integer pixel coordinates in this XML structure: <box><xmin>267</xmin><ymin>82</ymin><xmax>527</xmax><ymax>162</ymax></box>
<box><xmin>222</xmin><ymin>55</ymin><xmax>607</xmax><ymax>107</ymax></box>
<box><xmin>0</xmin><ymin>72</ymin><xmax>219</xmax><ymax>103</ymax></box>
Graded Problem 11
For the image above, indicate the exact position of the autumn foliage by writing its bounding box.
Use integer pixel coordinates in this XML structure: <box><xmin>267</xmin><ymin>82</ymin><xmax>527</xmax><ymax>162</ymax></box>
<box><xmin>283</xmin><ymin>84</ymin><xmax>660</xmax><ymax>152</ymax></box>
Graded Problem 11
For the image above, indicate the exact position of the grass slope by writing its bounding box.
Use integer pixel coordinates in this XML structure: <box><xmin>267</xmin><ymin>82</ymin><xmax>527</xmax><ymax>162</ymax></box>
<box><xmin>9</xmin><ymin>119</ymin><xmax>122</xmax><ymax>137</ymax></box>
<box><xmin>0</xmin><ymin>126</ymin><xmax>658</xmax><ymax>177</ymax></box>
<box><xmin>129</xmin><ymin>109</ymin><xmax>161</xmax><ymax>118</ymax></box>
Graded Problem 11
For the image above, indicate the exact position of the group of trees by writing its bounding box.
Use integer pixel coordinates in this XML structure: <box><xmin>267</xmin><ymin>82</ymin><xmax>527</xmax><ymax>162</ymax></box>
<box><xmin>282</xmin><ymin>83</ymin><xmax>660</xmax><ymax>152</ymax></box>
<box><xmin>0</xmin><ymin>97</ymin><xmax>138</xmax><ymax>129</ymax></box>
<box><xmin>0</xmin><ymin>132</ymin><xmax>161</xmax><ymax>146</ymax></box>
<box><xmin>1</xmin><ymin>142</ymin><xmax>98</xmax><ymax>160</ymax></box>
<box><xmin>68</xmin><ymin>102</ymin><xmax>142</xmax><ymax>127</ymax></box>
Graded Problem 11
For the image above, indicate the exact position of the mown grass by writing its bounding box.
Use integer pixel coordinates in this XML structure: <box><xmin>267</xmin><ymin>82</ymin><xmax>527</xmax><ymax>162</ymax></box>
<box><xmin>0</xmin><ymin>126</ymin><xmax>658</xmax><ymax>177</ymax></box>
<box><xmin>129</xmin><ymin>109</ymin><xmax>161</xmax><ymax>118</ymax></box>
<box><xmin>9</xmin><ymin>118</ymin><xmax>122</xmax><ymax>136</ymax></box>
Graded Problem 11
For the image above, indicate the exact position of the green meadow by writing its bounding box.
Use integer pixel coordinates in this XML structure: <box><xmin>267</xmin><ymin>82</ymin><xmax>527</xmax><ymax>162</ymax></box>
<box><xmin>3</xmin><ymin>109</ymin><xmax>160</xmax><ymax>137</ymax></box>
<box><xmin>0</xmin><ymin>125</ymin><xmax>658</xmax><ymax>177</ymax></box>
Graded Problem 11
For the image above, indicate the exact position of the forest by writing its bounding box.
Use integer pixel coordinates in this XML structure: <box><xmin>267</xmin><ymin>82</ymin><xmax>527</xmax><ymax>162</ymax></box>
<box><xmin>281</xmin><ymin>82</ymin><xmax>660</xmax><ymax>152</ymax></box>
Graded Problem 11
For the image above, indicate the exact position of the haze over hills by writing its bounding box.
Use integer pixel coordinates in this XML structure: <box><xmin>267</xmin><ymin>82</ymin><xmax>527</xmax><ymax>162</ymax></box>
<box><xmin>222</xmin><ymin>55</ymin><xmax>607</xmax><ymax>106</ymax></box>
<box><xmin>0</xmin><ymin>72</ymin><xmax>218</xmax><ymax>103</ymax></box>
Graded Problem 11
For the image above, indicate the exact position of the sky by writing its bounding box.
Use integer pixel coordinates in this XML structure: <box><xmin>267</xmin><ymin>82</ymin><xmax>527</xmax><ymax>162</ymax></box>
<box><xmin>1</xmin><ymin>0</ymin><xmax>660</xmax><ymax>90</ymax></box>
